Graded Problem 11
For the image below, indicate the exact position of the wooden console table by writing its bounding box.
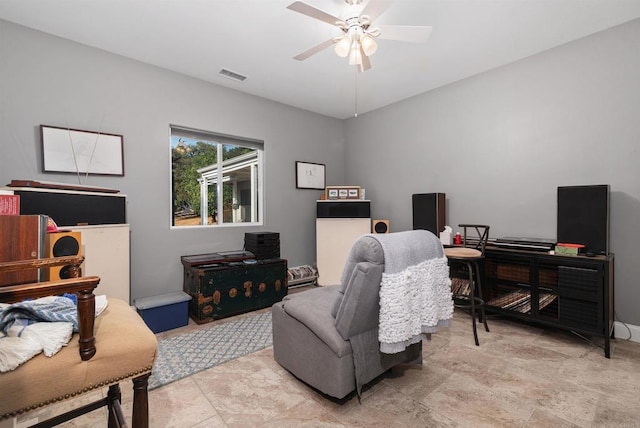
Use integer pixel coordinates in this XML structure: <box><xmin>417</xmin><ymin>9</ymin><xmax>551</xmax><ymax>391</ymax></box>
<box><xmin>482</xmin><ymin>246</ymin><xmax>614</xmax><ymax>357</ymax></box>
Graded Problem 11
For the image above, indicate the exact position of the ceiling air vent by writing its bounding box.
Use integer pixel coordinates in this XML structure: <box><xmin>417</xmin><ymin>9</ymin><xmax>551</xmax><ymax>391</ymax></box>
<box><xmin>219</xmin><ymin>68</ymin><xmax>247</xmax><ymax>82</ymax></box>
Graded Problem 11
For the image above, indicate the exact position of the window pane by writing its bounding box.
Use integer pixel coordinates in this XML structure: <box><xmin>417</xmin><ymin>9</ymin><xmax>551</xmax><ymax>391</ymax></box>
<box><xmin>221</xmin><ymin>144</ymin><xmax>258</xmax><ymax>224</ymax></box>
<box><xmin>171</xmin><ymin>137</ymin><xmax>218</xmax><ymax>226</ymax></box>
<box><xmin>171</xmin><ymin>126</ymin><xmax>263</xmax><ymax>228</ymax></box>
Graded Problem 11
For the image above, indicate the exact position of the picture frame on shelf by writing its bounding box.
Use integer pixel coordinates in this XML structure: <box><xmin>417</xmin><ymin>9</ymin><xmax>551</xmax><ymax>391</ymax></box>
<box><xmin>325</xmin><ymin>186</ymin><xmax>361</xmax><ymax>200</ymax></box>
<box><xmin>41</xmin><ymin>125</ymin><xmax>124</xmax><ymax>176</ymax></box>
<box><xmin>295</xmin><ymin>161</ymin><xmax>326</xmax><ymax>190</ymax></box>
<box><xmin>327</xmin><ymin>188</ymin><xmax>339</xmax><ymax>199</ymax></box>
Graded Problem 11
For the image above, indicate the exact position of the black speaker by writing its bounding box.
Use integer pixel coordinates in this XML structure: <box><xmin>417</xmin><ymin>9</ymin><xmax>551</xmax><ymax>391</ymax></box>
<box><xmin>412</xmin><ymin>193</ymin><xmax>446</xmax><ymax>235</ymax></box>
<box><xmin>244</xmin><ymin>232</ymin><xmax>280</xmax><ymax>260</ymax></box>
<box><xmin>557</xmin><ymin>185</ymin><xmax>609</xmax><ymax>255</ymax></box>
<box><xmin>316</xmin><ymin>201</ymin><xmax>370</xmax><ymax>218</ymax></box>
<box><xmin>15</xmin><ymin>190</ymin><xmax>126</xmax><ymax>226</ymax></box>
<box><xmin>372</xmin><ymin>219</ymin><xmax>389</xmax><ymax>234</ymax></box>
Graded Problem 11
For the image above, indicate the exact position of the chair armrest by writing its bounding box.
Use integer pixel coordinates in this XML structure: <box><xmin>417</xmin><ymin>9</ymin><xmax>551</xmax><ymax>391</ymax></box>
<box><xmin>0</xmin><ymin>259</ymin><xmax>100</xmax><ymax>361</ymax></box>
<box><xmin>0</xmin><ymin>276</ymin><xmax>98</xmax><ymax>302</ymax></box>
<box><xmin>0</xmin><ymin>256</ymin><xmax>85</xmax><ymax>275</ymax></box>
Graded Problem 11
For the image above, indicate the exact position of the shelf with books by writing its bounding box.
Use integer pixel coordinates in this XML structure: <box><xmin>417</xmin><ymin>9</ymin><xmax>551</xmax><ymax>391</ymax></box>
<box><xmin>483</xmin><ymin>246</ymin><xmax>614</xmax><ymax>358</ymax></box>
<box><xmin>486</xmin><ymin>290</ymin><xmax>557</xmax><ymax>314</ymax></box>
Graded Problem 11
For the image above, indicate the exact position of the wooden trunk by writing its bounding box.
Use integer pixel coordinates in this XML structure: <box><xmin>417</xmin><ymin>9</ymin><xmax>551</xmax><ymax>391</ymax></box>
<box><xmin>183</xmin><ymin>258</ymin><xmax>288</xmax><ymax>323</ymax></box>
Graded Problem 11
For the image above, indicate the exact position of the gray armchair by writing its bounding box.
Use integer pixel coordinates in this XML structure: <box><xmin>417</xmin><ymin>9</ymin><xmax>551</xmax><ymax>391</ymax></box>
<box><xmin>272</xmin><ymin>230</ymin><xmax>452</xmax><ymax>399</ymax></box>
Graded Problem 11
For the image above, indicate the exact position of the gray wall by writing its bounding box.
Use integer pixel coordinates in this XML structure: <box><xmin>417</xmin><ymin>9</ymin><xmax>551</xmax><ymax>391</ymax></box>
<box><xmin>0</xmin><ymin>20</ymin><xmax>345</xmax><ymax>301</ymax></box>
<box><xmin>2</xmin><ymin>17</ymin><xmax>639</xmax><ymax>327</ymax></box>
<box><xmin>345</xmin><ymin>19</ymin><xmax>640</xmax><ymax>326</ymax></box>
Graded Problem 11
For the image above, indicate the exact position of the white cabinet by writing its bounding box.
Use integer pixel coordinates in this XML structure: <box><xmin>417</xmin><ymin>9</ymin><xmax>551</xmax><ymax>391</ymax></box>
<box><xmin>316</xmin><ymin>200</ymin><xmax>371</xmax><ymax>286</ymax></box>
<box><xmin>71</xmin><ymin>224</ymin><xmax>130</xmax><ymax>303</ymax></box>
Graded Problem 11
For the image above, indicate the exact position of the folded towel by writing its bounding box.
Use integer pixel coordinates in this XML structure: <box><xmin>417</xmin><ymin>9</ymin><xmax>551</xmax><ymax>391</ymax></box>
<box><xmin>0</xmin><ymin>319</ymin><xmax>73</xmax><ymax>372</ymax></box>
<box><xmin>0</xmin><ymin>295</ymin><xmax>108</xmax><ymax>373</ymax></box>
<box><xmin>0</xmin><ymin>333</ymin><xmax>42</xmax><ymax>373</ymax></box>
<box><xmin>95</xmin><ymin>295</ymin><xmax>108</xmax><ymax>317</ymax></box>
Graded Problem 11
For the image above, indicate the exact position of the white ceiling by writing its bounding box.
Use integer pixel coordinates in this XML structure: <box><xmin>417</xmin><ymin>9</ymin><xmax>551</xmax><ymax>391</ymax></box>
<box><xmin>1</xmin><ymin>0</ymin><xmax>640</xmax><ymax>119</ymax></box>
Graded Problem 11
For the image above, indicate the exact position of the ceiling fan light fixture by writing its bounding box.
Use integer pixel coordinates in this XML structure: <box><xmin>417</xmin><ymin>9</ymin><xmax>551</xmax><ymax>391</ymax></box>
<box><xmin>360</xmin><ymin>34</ymin><xmax>377</xmax><ymax>56</ymax></box>
<box><xmin>334</xmin><ymin>35</ymin><xmax>352</xmax><ymax>57</ymax></box>
<box><xmin>288</xmin><ymin>0</ymin><xmax>433</xmax><ymax>72</ymax></box>
<box><xmin>348</xmin><ymin>44</ymin><xmax>362</xmax><ymax>65</ymax></box>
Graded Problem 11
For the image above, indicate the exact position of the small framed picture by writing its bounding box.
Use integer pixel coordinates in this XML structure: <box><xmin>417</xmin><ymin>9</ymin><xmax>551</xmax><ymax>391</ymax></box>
<box><xmin>296</xmin><ymin>161</ymin><xmax>326</xmax><ymax>190</ymax></box>
<box><xmin>325</xmin><ymin>186</ymin><xmax>361</xmax><ymax>200</ymax></box>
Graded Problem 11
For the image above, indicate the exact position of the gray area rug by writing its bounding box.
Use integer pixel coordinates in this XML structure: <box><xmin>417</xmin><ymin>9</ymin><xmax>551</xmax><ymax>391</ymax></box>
<box><xmin>149</xmin><ymin>311</ymin><xmax>272</xmax><ymax>390</ymax></box>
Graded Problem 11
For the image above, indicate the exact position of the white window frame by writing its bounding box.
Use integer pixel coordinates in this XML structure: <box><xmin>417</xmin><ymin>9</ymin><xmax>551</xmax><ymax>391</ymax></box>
<box><xmin>169</xmin><ymin>125</ymin><xmax>264</xmax><ymax>229</ymax></box>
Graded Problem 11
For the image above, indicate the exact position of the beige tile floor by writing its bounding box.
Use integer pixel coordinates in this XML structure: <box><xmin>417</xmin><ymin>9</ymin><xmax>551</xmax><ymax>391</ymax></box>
<box><xmin>14</xmin><ymin>293</ymin><xmax>640</xmax><ymax>428</ymax></box>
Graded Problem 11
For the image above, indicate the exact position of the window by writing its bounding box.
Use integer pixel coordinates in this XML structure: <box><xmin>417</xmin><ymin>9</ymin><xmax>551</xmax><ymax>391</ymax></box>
<box><xmin>170</xmin><ymin>125</ymin><xmax>263</xmax><ymax>227</ymax></box>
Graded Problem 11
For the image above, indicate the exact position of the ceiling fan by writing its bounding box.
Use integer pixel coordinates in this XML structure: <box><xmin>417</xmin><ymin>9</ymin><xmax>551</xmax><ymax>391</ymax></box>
<box><xmin>287</xmin><ymin>0</ymin><xmax>432</xmax><ymax>72</ymax></box>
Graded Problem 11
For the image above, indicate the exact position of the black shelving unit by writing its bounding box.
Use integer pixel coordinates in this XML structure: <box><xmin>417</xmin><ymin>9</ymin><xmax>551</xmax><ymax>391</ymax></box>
<box><xmin>483</xmin><ymin>246</ymin><xmax>614</xmax><ymax>358</ymax></box>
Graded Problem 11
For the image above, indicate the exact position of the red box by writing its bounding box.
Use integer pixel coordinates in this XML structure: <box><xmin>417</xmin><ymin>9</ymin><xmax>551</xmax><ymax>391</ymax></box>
<box><xmin>0</xmin><ymin>195</ymin><xmax>19</xmax><ymax>215</ymax></box>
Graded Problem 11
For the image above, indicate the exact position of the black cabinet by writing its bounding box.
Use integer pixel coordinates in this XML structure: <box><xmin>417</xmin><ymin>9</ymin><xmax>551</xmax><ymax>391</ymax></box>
<box><xmin>483</xmin><ymin>247</ymin><xmax>614</xmax><ymax>357</ymax></box>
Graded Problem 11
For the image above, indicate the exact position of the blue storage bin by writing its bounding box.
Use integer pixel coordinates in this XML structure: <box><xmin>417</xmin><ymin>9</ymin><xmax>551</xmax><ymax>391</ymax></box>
<box><xmin>134</xmin><ymin>291</ymin><xmax>191</xmax><ymax>333</ymax></box>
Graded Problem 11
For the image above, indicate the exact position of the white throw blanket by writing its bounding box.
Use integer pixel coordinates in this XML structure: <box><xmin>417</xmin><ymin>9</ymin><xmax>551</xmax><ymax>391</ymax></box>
<box><xmin>0</xmin><ymin>295</ymin><xmax>108</xmax><ymax>373</ymax></box>
<box><xmin>373</xmin><ymin>230</ymin><xmax>454</xmax><ymax>354</ymax></box>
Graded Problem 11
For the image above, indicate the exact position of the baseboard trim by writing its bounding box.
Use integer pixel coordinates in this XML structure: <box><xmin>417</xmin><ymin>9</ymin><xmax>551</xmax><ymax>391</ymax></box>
<box><xmin>614</xmin><ymin>321</ymin><xmax>640</xmax><ymax>343</ymax></box>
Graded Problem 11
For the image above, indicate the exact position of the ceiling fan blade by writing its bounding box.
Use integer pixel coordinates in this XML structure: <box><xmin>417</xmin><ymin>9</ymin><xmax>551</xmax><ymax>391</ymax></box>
<box><xmin>293</xmin><ymin>38</ymin><xmax>335</xmax><ymax>61</ymax></box>
<box><xmin>360</xmin><ymin>0</ymin><xmax>393</xmax><ymax>23</ymax></box>
<box><xmin>287</xmin><ymin>1</ymin><xmax>342</xmax><ymax>26</ymax></box>
<box><xmin>377</xmin><ymin>25</ymin><xmax>433</xmax><ymax>43</ymax></box>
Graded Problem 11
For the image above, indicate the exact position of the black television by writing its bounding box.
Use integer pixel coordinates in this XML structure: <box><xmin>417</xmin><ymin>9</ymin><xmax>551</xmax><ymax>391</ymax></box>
<box><xmin>557</xmin><ymin>185</ymin><xmax>609</xmax><ymax>255</ymax></box>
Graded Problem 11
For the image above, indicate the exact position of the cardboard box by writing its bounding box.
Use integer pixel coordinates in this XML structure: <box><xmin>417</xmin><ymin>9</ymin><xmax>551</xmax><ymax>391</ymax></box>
<box><xmin>134</xmin><ymin>291</ymin><xmax>191</xmax><ymax>333</ymax></box>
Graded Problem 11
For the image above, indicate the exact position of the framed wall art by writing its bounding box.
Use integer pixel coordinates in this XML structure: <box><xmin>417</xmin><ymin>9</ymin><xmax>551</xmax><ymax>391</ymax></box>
<box><xmin>325</xmin><ymin>186</ymin><xmax>361</xmax><ymax>200</ymax></box>
<box><xmin>41</xmin><ymin>125</ymin><xmax>125</xmax><ymax>176</ymax></box>
<box><xmin>296</xmin><ymin>161</ymin><xmax>326</xmax><ymax>190</ymax></box>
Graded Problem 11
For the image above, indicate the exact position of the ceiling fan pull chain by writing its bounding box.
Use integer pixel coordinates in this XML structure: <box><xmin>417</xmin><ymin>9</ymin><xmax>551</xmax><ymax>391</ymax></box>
<box><xmin>354</xmin><ymin>66</ymin><xmax>358</xmax><ymax>118</ymax></box>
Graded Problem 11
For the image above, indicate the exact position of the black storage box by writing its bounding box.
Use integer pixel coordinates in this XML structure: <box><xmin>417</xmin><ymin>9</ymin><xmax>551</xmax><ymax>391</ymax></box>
<box><xmin>245</xmin><ymin>232</ymin><xmax>280</xmax><ymax>260</ymax></box>
<box><xmin>245</xmin><ymin>232</ymin><xmax>279</xmax><ymax>244</ymax></box>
